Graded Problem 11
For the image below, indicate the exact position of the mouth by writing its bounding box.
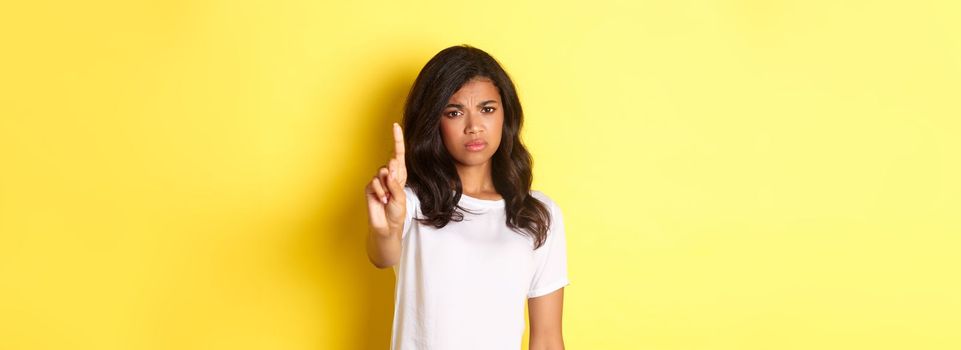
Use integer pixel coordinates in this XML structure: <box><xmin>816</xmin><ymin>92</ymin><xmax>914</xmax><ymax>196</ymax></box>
<box><xmin>465</xmin><ymin>139</ymin><xmax>487</xmax><ymax>152</ymax></box>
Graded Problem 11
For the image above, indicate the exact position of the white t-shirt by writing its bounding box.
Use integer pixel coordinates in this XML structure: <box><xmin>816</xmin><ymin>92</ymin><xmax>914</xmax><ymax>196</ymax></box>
<box><xmin>390</xmin><ymin>186</ymin><xmax>570</xmax><ymax>350</ymax></box>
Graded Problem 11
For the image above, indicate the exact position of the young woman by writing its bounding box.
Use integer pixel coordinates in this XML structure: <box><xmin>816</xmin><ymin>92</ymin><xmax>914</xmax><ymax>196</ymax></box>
<box><xmin>365</xmin><ymin>45</ymin><xmax>569</xmax><ymax>350</ymax></box>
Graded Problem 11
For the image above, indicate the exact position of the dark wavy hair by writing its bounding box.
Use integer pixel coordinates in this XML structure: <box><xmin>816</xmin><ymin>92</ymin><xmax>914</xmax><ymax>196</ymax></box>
<box><xmin>402</xmin><ymin>44</ymin><xmax>552</xmax><ymax>250</ymax></box>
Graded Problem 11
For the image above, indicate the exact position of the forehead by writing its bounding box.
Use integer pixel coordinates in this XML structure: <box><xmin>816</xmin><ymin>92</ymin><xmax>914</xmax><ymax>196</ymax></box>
<box><xmin>449</xmin><ymin>78</ymin><xmax>500</xmax><ymax>101</ymax></box>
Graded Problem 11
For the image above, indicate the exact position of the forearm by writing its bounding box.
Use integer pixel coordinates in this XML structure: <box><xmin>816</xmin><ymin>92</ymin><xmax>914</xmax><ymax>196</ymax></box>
<box><xmin>529</xmin><ymin>337</ymin><xmax>564</xmax><ymax>350</ymax></box>
<box><xmin>366</xmin><ymin>226</ymin><xmax>401</xmax><ymax>269</ymax></box>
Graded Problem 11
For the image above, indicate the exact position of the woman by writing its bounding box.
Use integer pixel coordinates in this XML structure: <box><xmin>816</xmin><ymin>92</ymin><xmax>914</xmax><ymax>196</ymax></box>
<box><xmin>365</xmin><ymin>44</ymin><xmax>569</xmax><ymax>350</ymax></box>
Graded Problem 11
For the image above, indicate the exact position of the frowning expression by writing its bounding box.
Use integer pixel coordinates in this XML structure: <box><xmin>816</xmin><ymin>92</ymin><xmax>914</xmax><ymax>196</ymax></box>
<box><xmin>439</xmin><ymin>77</ymin><xmax>504</xmax><ymax>167</ymax></box>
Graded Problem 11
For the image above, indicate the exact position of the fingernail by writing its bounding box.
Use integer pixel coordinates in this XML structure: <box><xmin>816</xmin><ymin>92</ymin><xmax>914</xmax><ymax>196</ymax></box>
<box><xmin>382</xmin><ymin>196</ymin><xmax>388</xmax><ymax>204</ymax></box>
<box><xmin>390</xmin><ymin>170</ymin><xmax>396</xmax><ymax>179</ymax></box>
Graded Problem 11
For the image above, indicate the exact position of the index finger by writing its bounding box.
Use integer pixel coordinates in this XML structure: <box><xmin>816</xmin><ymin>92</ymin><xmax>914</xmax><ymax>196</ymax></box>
<box><xmin>393</xmin><ymin>122</ymin><xmax>405</xmax><ymax>164</ymax></box>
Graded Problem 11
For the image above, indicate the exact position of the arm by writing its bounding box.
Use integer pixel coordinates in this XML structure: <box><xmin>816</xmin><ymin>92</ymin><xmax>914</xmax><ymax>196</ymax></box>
<box><xmin>528</xmin><ymin>287</ymin><xmax>565</xmax><ymax>350</ymax></box>
<box><xmin>365</xmin><ymin>122</ymin><xmax>408</xmax><ymax>269</ymax></box>
<box><xmin>366</xmin><ymin>226</ymin><xmax>401</xmax><ymax>269</ymax></box>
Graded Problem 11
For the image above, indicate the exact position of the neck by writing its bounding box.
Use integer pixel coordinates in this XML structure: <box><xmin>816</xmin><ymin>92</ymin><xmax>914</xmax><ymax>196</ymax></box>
<box><xmin>454</xmin><ymin>161</ymin><xmax>496</xmax><ymax>195</ymax></box>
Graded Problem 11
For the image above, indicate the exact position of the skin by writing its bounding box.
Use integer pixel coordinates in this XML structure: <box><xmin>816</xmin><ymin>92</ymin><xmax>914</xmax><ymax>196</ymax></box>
<box><xmin>365</xmin><ymin>77</ymin><xmax>564</xmax><ymax>349</ymax></box>
<box><xmin>439</xmin><ymin>77</ymin><xmax>504</xmax><ymax>200</ymax></box>
<box><xmin>529</xmin><ymin>288</ymin><xmax>565</xmax><ymax>350</ymax></box>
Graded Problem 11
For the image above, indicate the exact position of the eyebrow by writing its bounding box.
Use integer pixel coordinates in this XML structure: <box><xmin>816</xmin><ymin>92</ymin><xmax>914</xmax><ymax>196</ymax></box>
<box><xmin>445</xmin><ymin>100</ymin><xmax>499</xmax><ymax>109</ymax></box>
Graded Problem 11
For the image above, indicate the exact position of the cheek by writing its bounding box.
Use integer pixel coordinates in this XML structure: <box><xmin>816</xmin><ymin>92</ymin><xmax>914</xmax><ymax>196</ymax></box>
<box><xmin>439</xmin><ymin>120</ymin><xmax>460</xmax><ymax>149</ymax></box>
<box><xmin>490</xmin><ymin>114</ymin><xmax>505</xmax><ymax>141</ymax></box>
<box><xmin>442</xmin><ymin>120</ymin><xmax>456</xmax><ymax>132</ymax></box>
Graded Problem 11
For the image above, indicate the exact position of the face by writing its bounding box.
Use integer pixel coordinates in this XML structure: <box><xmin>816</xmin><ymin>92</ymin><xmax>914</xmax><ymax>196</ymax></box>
<box><xmin>440</xmin><ymin>77</ymin><xmax>504</xmax><ymax>167</ymax></box>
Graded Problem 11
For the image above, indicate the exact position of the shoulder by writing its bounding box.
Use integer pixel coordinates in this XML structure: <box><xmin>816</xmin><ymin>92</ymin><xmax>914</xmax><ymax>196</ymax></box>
<box><xmin>403</xmin><ymin>185</ymin><xmax>419</xmax><ymax>201</ymax></box>
<box><xmin>403</xmin><ymin>185</ymin><xmax>420</xmax><ymax>211</ymax></box>
<box><xmin>529</xmin><ymin>190</ymin><xmax>566</xmax><ymax>239</ymax></box>
<box><xmin>529</xmin><ymin>190</ymin><xmax>558</xmax><ymax>212</ymax></box>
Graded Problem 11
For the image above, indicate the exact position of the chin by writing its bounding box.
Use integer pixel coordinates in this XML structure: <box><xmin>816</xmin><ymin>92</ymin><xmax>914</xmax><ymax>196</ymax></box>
<box><xmin>454</xmin><ymin>152</ymin><xmax>495</xmax><ymax>166</ymax></box>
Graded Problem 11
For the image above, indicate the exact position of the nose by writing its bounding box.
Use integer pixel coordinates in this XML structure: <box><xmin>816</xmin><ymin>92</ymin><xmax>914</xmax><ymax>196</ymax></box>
<box><xmin>465</xmin><ymin>113</ymin><xmax>483</xmax><ymax>135</ymax></box>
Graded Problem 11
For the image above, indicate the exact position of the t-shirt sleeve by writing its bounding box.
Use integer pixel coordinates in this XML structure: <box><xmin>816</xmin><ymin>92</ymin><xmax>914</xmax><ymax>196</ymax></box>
<box><xmin>527</xmin><ymin>199</ymin><xmax>571</xmax><ymax>298</ymax></box>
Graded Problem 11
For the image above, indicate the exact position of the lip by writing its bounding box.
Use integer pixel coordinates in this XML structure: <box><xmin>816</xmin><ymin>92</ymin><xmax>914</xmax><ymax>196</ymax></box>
<box><xmin>465</xmin><ymin>139</ymin><xmax>487</xmax><ymax>152</ymax></box>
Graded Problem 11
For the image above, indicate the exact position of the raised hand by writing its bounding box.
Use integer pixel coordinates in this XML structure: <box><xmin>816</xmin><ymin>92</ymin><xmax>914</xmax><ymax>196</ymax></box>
<box><xmin>365</xmin><ymin>122</ymin><xmax>408</xmax><ymax>238</ymax></box>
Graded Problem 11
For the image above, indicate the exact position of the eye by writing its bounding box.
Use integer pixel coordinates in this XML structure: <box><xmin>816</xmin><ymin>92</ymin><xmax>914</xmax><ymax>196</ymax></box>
<box><xmin>445</xmin><ymin>110</ymin><xmax>462</xmax><ymax>118</ymax></box>
<box><xmin>481</xmin><ymin>107</ymin><xmax>496</xmax><ymax>113</ymax></box>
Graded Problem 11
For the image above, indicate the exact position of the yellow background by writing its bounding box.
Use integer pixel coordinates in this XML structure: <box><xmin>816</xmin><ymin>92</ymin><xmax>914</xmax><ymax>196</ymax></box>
<box><xmin>2</xmin><ymin>1</ymin><xmax>959</xmax><ymax>349</ymax></box>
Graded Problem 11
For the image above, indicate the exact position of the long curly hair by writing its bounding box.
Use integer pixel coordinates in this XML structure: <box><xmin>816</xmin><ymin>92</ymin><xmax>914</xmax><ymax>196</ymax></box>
<box><xmin>402</xmin><ymin>44</ymin><xmax>552</xmax><ymax>250</ymax></box>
